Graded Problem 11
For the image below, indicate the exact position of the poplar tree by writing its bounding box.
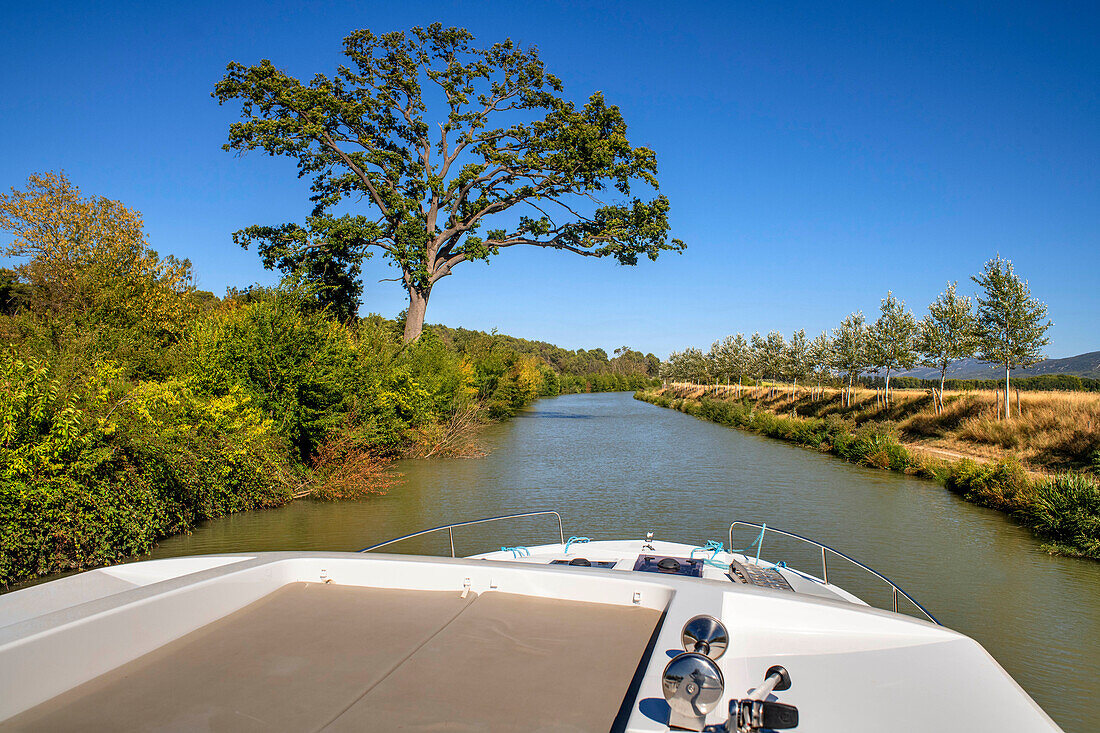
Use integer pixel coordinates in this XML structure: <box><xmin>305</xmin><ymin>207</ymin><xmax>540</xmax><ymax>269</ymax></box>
<box><xmin>663</xmin><ymin>347</ymin><xmax>709</xmax><ymax>383</ymax></box>
<box><xmin>710</xmin><ymin>333</ymin><xmax>748</xmax><ymax>385</ymax></box>
<box><xmin>762</xmin><ymin>331</ymin><xmax>786</xmax><ymax>383</ymax></box>
<box><xmin>727</xmin><ymin>333</ymin><xmax>750</xmax><ymax>385</ymax></box>
<box><xmin>868</xmin><ymin>292</ymin><xmax>919</xmax><ymax>407</ymax></box>
<box><xmin>783</xmin><ymin>329</ymin><xmax>811</xmax><ymax>392</ymax></box>
<box><xmin>971</xmin><ymin>256</ymin><xmax>1052</xmax><ymax>419</ymax></box>
<box><xmin>918</xmin><ymin>281</ymin><xmax>977</xmax><ymax>412</ymax></box>
<box><xmin>708</xmin><ymin>338</ymin><xmax>728</xmax><ymax>383</ymax></box>
<box><xmin>215</xmin><ymin>24</ymin><xmax>684</xmax><ymax>342</ymax></box>
<box><xmin>831</xmin><ymin>312</ymin><xmax>868</xmax><ymax>406</ymax></box>
<box><xmin>749</xmin><ymin>332</ymin><xmax>767</xmax><ymax>385</ymax></box>
<box><xmin>809</xmin><ymin>331</ymin><xmax>833</xmax><ymax>395</ymax></box>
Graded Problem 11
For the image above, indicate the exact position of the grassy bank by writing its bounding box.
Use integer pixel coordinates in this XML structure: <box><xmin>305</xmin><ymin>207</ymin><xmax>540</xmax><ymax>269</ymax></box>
<box><xmin>636</xmin><ymin>387</ymin><xmax>1100</xmax><ymax>559</ymax></box>
<box><xmin>658</xmin><ymin>383</ymin><xmax>1100</xmax><ymax>472</ymax></box>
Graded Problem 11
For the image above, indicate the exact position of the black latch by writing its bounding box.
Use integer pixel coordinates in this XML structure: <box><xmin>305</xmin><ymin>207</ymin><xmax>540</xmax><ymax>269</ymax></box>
<box><xmin>730</xmin><ymin>699</ymin><xmax>799</xmax><ymax>730</ymax></box>
<box><xmin>725</xmin><ymin>665</ymin><xmax>797</xmax><ymax>731</ymax></box>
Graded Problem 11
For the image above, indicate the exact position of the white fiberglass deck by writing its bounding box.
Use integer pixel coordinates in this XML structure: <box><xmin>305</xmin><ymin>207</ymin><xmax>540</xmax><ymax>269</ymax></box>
<box><xmin>0</xmin><ymin>546</ymin><xmax>1060</xmax><ymax>732</ymax></box>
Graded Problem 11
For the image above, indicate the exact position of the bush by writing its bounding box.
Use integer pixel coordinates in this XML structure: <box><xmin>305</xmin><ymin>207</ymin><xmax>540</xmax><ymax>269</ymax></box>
<box><xmin>0</xmin><ymin>356</ymin><xmax>291</xmax><ymax>586</ymax></box>
<box><xmin>1022</xmin><ymin>474</ymin><xmax>1100</xmax><ymax>555</ymax></box>
<box><xmin>945</xmin><ymin>458</ymin><xmax>1032</xmax><ymax>512</ymax></box>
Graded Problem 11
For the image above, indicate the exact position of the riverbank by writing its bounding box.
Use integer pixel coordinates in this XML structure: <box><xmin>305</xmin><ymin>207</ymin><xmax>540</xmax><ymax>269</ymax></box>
<box><xmin>635</xmin><ymin>386</ymin><xmax>1100</xmax><ymax>559</ymax></box>
<box><xmin>0</xmin><ymin>339</ymin><xmax>654</xmax><ymax>589</ymax></box>
<box><xmin>0</xmin><ymin>276</ymin><xmax>657</xmax><ymax>587</ymax></box>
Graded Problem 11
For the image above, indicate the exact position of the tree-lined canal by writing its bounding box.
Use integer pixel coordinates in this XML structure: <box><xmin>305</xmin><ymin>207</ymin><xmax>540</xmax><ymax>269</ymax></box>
<box><xmin>146</xmin><ymin>392</ymin><xmax>1098</xmax><ymax>731</ymax></box>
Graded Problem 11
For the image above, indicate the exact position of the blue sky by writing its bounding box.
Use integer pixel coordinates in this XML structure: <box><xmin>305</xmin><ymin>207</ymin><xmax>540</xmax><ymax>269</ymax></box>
<box><xmin>2</xmin><ymin>1</ymin><xmax>1097</xmax><ymax>358</ymax></box>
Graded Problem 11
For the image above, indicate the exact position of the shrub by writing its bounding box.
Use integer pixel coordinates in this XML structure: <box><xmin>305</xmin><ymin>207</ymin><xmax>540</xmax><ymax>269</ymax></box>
<box><xmin>0</xmin><ymin>355</ymin><xmax>291</xmax><ymax>586</ymax></box>
<box><xmin>181</xmin><ymin>288</ymin><xmax>357</xmax><ymax>460</ymax></box>
<box><xmin>304</xmin><ymin>425</ymin><xmax>397</xmax><ymax>500</ymax></box>
<box><xmin>1022</xmin><ymin>474</ymin><xmax>1100</xmax><ymax>555</ymax></box>
<box><xmin>945</xmin><ymin>458</ymin><xmax>1032</xmax><ymax>512</ymax></box>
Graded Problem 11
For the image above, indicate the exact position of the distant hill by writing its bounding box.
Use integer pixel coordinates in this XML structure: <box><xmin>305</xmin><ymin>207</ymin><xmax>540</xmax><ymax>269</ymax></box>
<box><xmin>899</xmin><ymin>351</ymin><xmax>1100</xmax><ymax>380</ymax></box>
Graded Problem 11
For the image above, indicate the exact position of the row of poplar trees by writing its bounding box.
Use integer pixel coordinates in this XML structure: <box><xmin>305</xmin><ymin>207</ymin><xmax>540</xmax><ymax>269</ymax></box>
<box><xmin>662</xmin><ymin>256</ymin><xmax>1051</xmax><ymax>419</ymax></box>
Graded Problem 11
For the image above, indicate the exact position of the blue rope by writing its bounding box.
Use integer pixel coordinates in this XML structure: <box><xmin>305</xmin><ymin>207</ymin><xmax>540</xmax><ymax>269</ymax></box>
<box><xmin>500</xmin><ymin>546</ymin><xmax>530</xmax><ymax>558</ymax></box>
<box><xmin>732</xmin><ymin>523</ymin><xmax>767</xmax><ymax>561</ymax></box>
<box><xmin>689</xmin><ymin>540</ymin><xmax>729</xmax><ymax>568</ymax></box>
<box><xmin>563</xmin><ymin>536</ymin><xmax>590</xmax><ymax>554</ymax></box>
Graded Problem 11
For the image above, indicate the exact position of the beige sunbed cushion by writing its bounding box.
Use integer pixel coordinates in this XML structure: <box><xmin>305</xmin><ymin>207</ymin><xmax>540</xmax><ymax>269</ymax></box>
<box><xmin>325</xmin><ymin>590</ymin><xmax>661</xmax><ymax>732</ymax></box>
<box><xmin>2</xmin><ymin>583</ymin><xmax>661</xmax><ymax>732</ymax></box>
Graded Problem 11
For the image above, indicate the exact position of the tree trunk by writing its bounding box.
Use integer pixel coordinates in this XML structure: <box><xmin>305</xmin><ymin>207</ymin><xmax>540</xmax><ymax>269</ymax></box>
<box><xmin>884</xmin><ymin>369</ymin><xmax>891</xmax><ymax>407</ymax></box>
<box><xmin>403</xmin><ymin>286</ymin><xmax>431</xmax><ymax>343</ymax></box>
<box><xmin>940</xmin><ymin>369</ymin><xmax>947</xmax><ymax>415</ymax></box>
<box><xmin>1004</xmin><ymin>365</ymin><xmax>1011</xmax><ymax>419</ymax></box>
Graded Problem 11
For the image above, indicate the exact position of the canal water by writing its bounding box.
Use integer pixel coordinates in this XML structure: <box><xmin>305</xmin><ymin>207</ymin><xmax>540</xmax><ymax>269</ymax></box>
<box><xmin>141</xmin><ymin>393</ymin><xmax>1098</xmax><ymax>730</ymax></box>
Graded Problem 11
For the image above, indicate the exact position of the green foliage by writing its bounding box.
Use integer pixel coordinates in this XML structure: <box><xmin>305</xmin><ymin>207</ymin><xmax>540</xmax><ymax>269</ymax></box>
<box><xmin>182</xmin><ymin>286</ymin><xmax>358</xmax><ymax>460</ymax></box>
<box><xmin>0</xmin><ymin>268</ymin><xmax>31</xmax><ymax>315</ymax></box>
<box><xmin>649</xmin><ymin>392</ymin><xmax>917</xmax><ymax>473</ymax></box>
<box><xmin>972</xmin><ymin>256</ymin><xmax>1052</xmax><ymax>373</ymax></box>
<box><xmin>0</xmin><ymin>172</ymin><xmax>667</xmax><ymax>587</ymax></box>
<box><xmin>919</xmin><ymin>282</ymin><xmax>977</xmax><ymax>386</ymax></box>
<box><xmin>662</xmin><ymin>346</ymin><xmax>710</xmax><ymax>383</ymax></box>
<box><xmin>1022</xmin><ymin>474</ymin><xmax>1100</xmax><ymax>555</ymax></box>
<box><xmin>0</xmin><ymin>173</ymin><xmax>195</xmax><ymax>380</ymax></box>
<box><xmin>0</xmin><ymin>356</ymin><xmax>291</xmax><ymax>586</ymax></box>
<box><xmin>944</xmin><ymin>458</ymin><xmax>1031</xmax><ymax>511</ymax></box>
<box><xmin>944</xmin><ymin>459</ymin><xmax>1100</xmax><ymax>556</ymax></box>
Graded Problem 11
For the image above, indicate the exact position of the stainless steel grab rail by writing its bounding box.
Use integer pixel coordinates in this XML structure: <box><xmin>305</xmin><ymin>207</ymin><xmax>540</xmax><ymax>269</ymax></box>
<box><xmin>358</xmin><ymin>511</ymin><xmax>566</xmax><ymax>557</ymax></box>
<box><xmin>729</xmin><ymin>521</ymin><xmax>939</xmax><ymax>625</ymax></box>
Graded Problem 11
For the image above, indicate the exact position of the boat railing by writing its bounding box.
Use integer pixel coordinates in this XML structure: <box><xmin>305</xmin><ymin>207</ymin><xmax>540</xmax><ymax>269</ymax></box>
<box><xmin>358</xmin><ymin>510</ymin><xmax>566</xmax><ymax>558</ymax></box>
<box><xmin>728</xmin><ymin>521</ymin><xmax>939</xmax><ymax>625</ymax></box>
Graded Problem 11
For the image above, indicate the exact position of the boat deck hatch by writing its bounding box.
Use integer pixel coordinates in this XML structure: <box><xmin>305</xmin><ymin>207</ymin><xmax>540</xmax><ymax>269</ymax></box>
<box><xmin>633</xmin><ymin>555</ymin><xmax>704</xmax><ymax>577</ymax></box>
<box><xmin>550</xmin><ymin>558</ymin><xmax>618</xmax><ymax>568</ymax></box>
<box><xmin>1</xmin><ymin>583</ymin><xmax>661</xmax><ymax>732</ymax></box>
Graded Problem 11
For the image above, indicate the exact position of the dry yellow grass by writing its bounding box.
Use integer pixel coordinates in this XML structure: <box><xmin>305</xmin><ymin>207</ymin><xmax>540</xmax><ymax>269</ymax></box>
<box><xmin>660</xmin><ymin>382</ymin><xmax>1100</xmax><ymax>472</ymax></box>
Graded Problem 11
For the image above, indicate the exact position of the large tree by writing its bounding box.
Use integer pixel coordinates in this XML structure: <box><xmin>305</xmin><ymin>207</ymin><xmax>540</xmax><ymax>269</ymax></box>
<box><xmin>971</xmin><ymin>256</ymin><xmax>1051</xmax><ymax>419</ymax></box>
<box><xmin>215</xmin><ymin>24</ymin><xmax>684</xmax><ymax>342</ymax></box>
<box><xmin>868</xmin><ymin>292</ymin><xmax>919</xmax><ymax>407</ymax></box>
<box><xmin>918</xmin><ymin>281</ymin><xmax>977</xmax><ymax>411</ymax></box>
